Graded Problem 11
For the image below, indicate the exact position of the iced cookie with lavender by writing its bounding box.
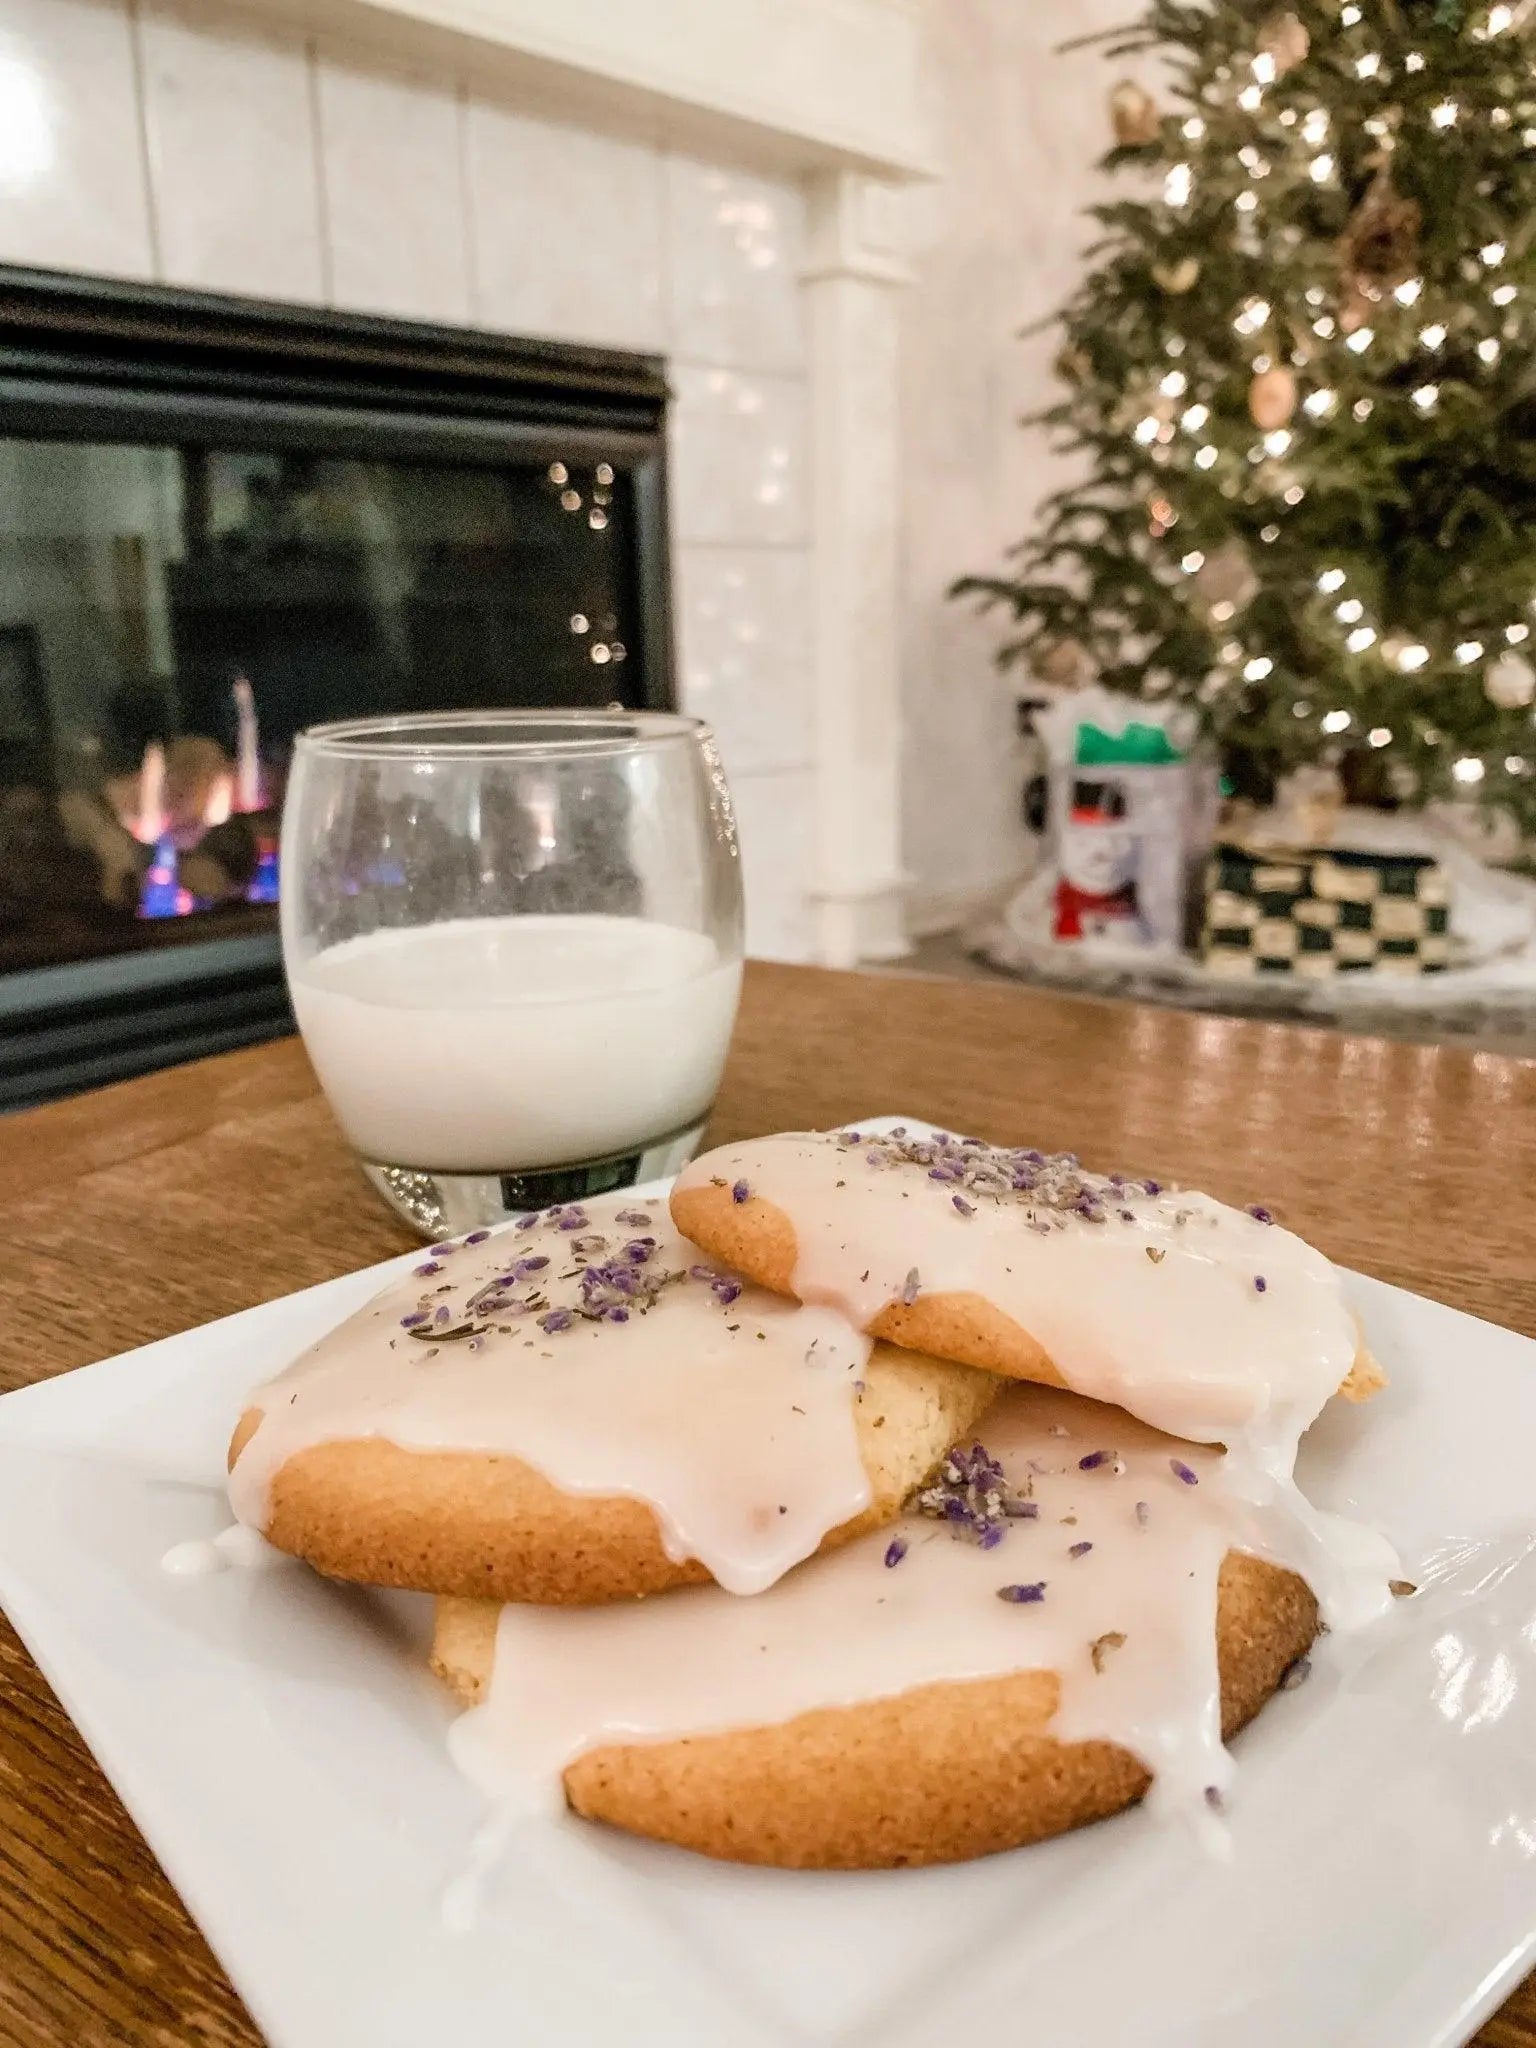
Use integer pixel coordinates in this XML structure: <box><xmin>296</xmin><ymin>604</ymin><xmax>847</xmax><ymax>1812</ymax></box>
<box><xmin>671</xmin><ymin>1129</ymin><xmax>1384</xmax><ymax>1473</ymax></box>
<box><xmin>226</xmin><ymin>1192</ymin><xmax>999</xmax><ymax>1605</ymax></box>
<box><xmin>432</xmin><ymin>1380</ymin><xmax>1397</xmax><ymax>1868</ymax></box>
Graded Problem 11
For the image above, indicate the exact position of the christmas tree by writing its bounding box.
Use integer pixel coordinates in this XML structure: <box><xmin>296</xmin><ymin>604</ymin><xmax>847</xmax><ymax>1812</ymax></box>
<box><xmin>956</xmin><ymin>0</ymin><xmax>1536</xmax><ymax>825</ymax></box>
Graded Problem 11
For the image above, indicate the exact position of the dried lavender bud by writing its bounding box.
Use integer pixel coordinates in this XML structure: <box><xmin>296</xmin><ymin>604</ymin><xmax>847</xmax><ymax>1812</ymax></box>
<box><xmin>1068</xmin><ymin>1540</ymin><xmax>1094</xmax><ymax>1559</ymax></box>
<box><xmin>539</xmin><ymin>1309</ymin><xmax>573</xmax><ymax>1333</ymax></box>
<box><xmin>952</xmin><ymin>1194</ymin><xmax>975</xmax><ymax>1217</ymax></box>
<box><xmin>731</xmin><ymin>1179</ymin><xmax>751</xmax><ymax>1204</ymax></box>
<box><xmin>514</xmin><ymin>1214</ymin><xmax>540</xmax><ymax>1232</ymax></box>
<box><xmin>884</xmin><ymin>1537</ymin><xmax>908</xmax><ymax>1568</ymax></box>
<box><xmin>1078</xmin><ymin>1450</ymin><xmax>1111</xmax><ymax>1471</ymax></box>
<box><xmin>400</xmin><ymin>1311</ymin><xmax>429</xmax><ymax>1328</ymax></box>
<box><xmin>1204</xmin><ymin>1785</ymin><xmax>1225</xmax><ymax>1813</ymax></box>
<box><xmin>464</xmin><ymin>1230</ymin><xmax>490</xmax><ymax>1245</ymax></box>
<box><xmin>900</xmin><ymin>1267</ymin><xmax>921</xmax><ymax>1306</ymax></box>
<box><xmin>1134</xmin><ymin>1499</ymin><xmax>1151</xmax><ymax>1527</ymax></box>
<box><xmin>1254</xmin><ymin>1275</ymin><xmax>1268</xmax><ymax>1294</ymax></box>
<box><xmin>996</xmin><ymin>1582</ymin><xmax>1046</xmax><ymax>1604</ymax></box>
<box><xmin>1170</xmin><ymin>1458</ymin><xmax>1199</xmax><ymax>1486</ymax></box>
<box><xmin>615</xmin><ymin>1210</ymin><xmax>652</xmax><ymax>1227</ymax></box>
<box><xmin>413</xmin><ymin>1261</ymin><xmax>442</xmax><ymax>1278</ymax></box>
<box><xmin>434</xmin><ymin>1305</ymin><xmax>452</xmax><ymax>1324</ymax></box>
<box><xmin>1247</xmin><ymin>1205</ymin><xmax>1275</xmax><ymax>1224</ymax></box>
<box><xmin>689</xmin><ymin>1264</ymin><xmax>718</xmax><ymax>1282</ymax></box>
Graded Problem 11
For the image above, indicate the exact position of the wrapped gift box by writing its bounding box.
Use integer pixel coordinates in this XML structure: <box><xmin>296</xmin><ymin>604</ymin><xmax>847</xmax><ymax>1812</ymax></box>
<box><xmin>1201</xmin><ymin>842</ymin><xmax>1451</xmax><ymax>977</ymax></box>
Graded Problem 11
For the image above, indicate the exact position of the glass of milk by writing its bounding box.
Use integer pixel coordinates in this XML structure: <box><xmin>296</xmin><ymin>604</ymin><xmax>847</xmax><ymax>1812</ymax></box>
<box><xmin>280</xmin><ymin>710</ymin><xmax>743</xmax><ymax>1237</ymax></box>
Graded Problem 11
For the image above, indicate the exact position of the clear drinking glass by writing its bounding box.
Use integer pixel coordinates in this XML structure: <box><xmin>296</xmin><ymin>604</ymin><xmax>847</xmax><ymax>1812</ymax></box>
<box><xmin>280</xmin><ymin>710</ymin><xmax>744</xmax><ymax>1238</ymax></box>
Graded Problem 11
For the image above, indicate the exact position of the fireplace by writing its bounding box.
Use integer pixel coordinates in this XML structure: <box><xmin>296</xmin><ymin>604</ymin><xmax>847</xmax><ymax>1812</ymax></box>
<box><xmin>0</xmin><ymin>267</ymin><xmax>671</xmax><ymax>1110</ymax></box>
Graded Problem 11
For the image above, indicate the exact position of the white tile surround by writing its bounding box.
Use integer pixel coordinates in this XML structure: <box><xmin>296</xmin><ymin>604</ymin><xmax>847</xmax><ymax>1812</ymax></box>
<box><xmin>0</xmin><ymin>0</ymin><xmax>1119</xmax><ymax>960</ymax></box>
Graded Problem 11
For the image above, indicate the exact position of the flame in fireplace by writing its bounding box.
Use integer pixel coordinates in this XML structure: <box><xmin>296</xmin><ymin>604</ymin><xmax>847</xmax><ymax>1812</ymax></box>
<box><xmin>133</xmin><ymin>679</ymin><xmax>280</xmax><ymax>920</ymax></box>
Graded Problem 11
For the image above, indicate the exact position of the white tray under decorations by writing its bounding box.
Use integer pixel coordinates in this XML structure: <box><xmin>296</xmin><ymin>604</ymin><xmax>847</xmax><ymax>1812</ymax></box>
<box><xmin>0</xmin><ymin>1119</ymin><xmax>1533</xmax><ymax>2048</ymax></box>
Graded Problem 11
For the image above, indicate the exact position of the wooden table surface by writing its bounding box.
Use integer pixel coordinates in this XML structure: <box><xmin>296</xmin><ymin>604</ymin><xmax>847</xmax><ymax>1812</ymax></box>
<box><xmin>1</xmin><ymin>960</ymin><xmax>1533</xmax><ymax>2047</ymax></box>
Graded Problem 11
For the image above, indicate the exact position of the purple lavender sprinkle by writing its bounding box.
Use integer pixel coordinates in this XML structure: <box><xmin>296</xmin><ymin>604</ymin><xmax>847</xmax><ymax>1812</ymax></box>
<box><xmin>605</xmin><ymin>1306</ymin><xmax>630</xmax><ymax>1323</ymax></box>
<box><xmin>731</xmin><ymin>1178</ymin><xmax>751</xmax><ymax>1204</ymax></box>
<box><xmin>952</xmin><ymin>1194</ymin><xmax>976</xmax><ymax>1217</ymax></box>
<box><xmin>884</xmin><ymin>1537</ymin><xmax>908</xmax><ymax>1569</ymax></box>
<box><xmin>997</xmin><ymin>1582</ymin><xmax>1046</xmax><ymax>1604</ymax></box>
<box><xmin>1247</xmin><ymin>1204</ymin><xmax>1275</xmax><ymax>1224</ymax></box>
<box><xmin>400</xmin><ymin>1311</ymin><xmax>429</xmax><ymax>1327</ymax></box>
<box><xmin>615</xmin><ymin>1210</ymin><xmax>652</xmax><ymax>1227</ymax></box>
<box><xmin>557</xmin><ymin>1212</ymin><xmax>588</xmax><ymax>1231</ymax></box>
<box><xmin>414</xmin><ymin>1261</ymin><xmax>442</xmax><ymax>1277</ymax></box>
<box><xmin>1170</xmin><ymin>1458</ymin><xmax>1199</xmax><ymax>1486</ymax></box>
<box><xmin>623</xmin><ymin>1241</ymin><xmax>651</xmax><ymax>1263</ymax></box>
<box><xmin>1007</xmin><ymin>1499</ymin><xmax>1040</xmax><ymax>1519</ymax></box>
<box><xmin>1143</xmin><ymin>1179</ymin><xmax>1162</xmax><ymax>1196</ymax></box>
<box><xmin>1078</xmin><ymin>1449</ymin><xmax>1111</xmax><ymax>1471</ymax></box>
<box><xmin>712</xmin><ymin>1278</ymin><xmax>743</xmax><ymax>1306</ymax></box>
<box><xmin>1068</xmin><ymin>1540</ymin><xmax>1094</xmax><ymax>1559</ymax></box>
<box><xmin>900</xmin><ymin>1267</ymin><xmax>921</xmax><ymax>1306</ymax></box>
<box><xmin>1254</xmin><ymin>1274</ymin><xmax>1268</xmax><ymax>1293</ymax></box>
<box><xmin>539</xmin><ymin>1309</ymin><xmax>573</xmax><ymax>1333</ymax></box>
<box><xmin>1204</xmin><ymin>1785</ymin><xmax>1226</xmax><ymax>1813</ymax></box>
<box><xmin>464</xmin><ymin>1230</ymin><xmax>490</xmax><ymax>1245</ymax></box>
<box><xmin>978</xmin><ymin>1524</ymin><xmax>1005</xmax><ymax>1550</ymax></box>
<box><xmin>1134</xmin><ymin>1499</ymin><xmax>1151</xmax><ymax>1527</ymax></box>
<box><xmin>689</xmin><ymin>1263</ymin><xmax>718</xmax><ymax>1282</ymax></box>
<box><xmin>514</xmin><ymin>1214</ymin><xmax>540</xmax><ymax>1232</ymax></box>
<box><xmin>429</xmin><ymin>1242</ymin><xmax>455</xmax><ymax>1256</ymax></box>
<box><xmin>434</xmin><ymin>1305</ymin><xmax>452</xmax><ymax>1324</ymax></box>
<box><xmin>943</xmin><ymin>1498</ymin><xmax>968</xmax><ymax>1523</ymax></box>
<box><xmin>517</xmin><ymin>1255</ymin><xmax>550</xmax><ymax>1275</ymax></box>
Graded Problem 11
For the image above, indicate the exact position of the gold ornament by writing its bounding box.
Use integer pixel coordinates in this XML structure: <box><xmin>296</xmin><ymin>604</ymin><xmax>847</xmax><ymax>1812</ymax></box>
<box><xmin>1152</xmin><ymin>256</ymin><xmax>1200</xmax><ymax>294</ymax></box>
<box><xmin>1258</xmin><ymin>11</ymin><xmax>1309</xmax><ymax>75</ymax></box>
<box><xmin>1338</xmin><ymin>170</ymin><xmax>1422</xmax><ymax>316</ymax></box>
<box><xmin>1055</xmin><ymin>343</ymin><xmax>1091</xmax><ymax>384</ymax></box>
<box><xmin>1194</xmin><ymin>540</ymin><xmax>1258</xmax><ymax>611</ymax></box>
<box><xmin>1109</xmin><ymin>80</ymin><xmax>1161</xmax><ymax>147</ymax></box>
<box><xmin>1032</xmin><ymin>638</ymin><xmax>1091</xmax><ymax>687</ymax></box>
<box><xmin>1486</xmin><ymin>650</ymin><xmax>1536</xmax><ymax>709</ymax></box>
<box><xmin>1248</xmin><ymin>365</ymin><xmax>1298</xmax><ymax>430</ymax></box>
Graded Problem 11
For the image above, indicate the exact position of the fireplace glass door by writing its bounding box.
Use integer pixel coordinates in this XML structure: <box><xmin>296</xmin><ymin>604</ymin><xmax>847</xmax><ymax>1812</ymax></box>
<box><xmin>0</xmin><ymin>435</ymin><xmax>648</xmax><ymax>978</ymax></box>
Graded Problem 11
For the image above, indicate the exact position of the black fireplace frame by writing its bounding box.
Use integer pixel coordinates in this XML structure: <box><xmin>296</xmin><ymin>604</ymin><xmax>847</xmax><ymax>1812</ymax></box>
<box><xmin>0</xmin><ymin>265</ymin><xmax>675</xmax><ymax>1112</ymax></box>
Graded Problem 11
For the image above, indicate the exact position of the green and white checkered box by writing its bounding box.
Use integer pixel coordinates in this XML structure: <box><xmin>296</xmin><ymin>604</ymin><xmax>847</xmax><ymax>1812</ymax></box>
<box><xmin>1201</xmin><ymin>842</ymin><xmax>1451</xmax><ymax>978</ymax></box>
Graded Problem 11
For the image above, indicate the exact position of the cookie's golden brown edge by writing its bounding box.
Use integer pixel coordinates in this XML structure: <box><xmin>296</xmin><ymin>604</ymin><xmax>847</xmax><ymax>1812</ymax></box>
<box><xmin>226</xmin><ymin>1343</ymin><xmax>999</xmax><ymax>1604</ymax></box>
<box><xmin>669</xmin><ymin>1181</ymin><xmax>1387</xmax><ymax>1404</ymax></box>
<box><xmin>430</xmin><ymin>1550</ymin><xmax>1319</xmax><ymax>1868</ymax></box>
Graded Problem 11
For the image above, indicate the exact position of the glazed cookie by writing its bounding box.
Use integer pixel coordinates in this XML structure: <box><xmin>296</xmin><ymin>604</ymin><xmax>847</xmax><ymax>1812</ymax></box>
<box><xmin>431</xmin><ymin>1384</ymin><xmax>1377</xmax><ymax>1869</ymax></box>
<box><xmin>227</xmin><ymin>1192</ymin><xmax>998</xmax><ymax>1605</ymax></box>
<box><xmin>672</xmin><ymin>1129</ymin><xmax>1384</xmax><ymax>1456</ymax></box>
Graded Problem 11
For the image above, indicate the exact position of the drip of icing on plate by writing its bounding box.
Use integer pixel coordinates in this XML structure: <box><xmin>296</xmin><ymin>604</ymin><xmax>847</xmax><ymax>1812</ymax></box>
<box><xmin>447</xmin><ymin>1382</ymin><xmax>1400</xmax><ymax>1842</ymax></box>
<box><xmin>676</xmin><ymin>1129</ymin><xmax>1362</xmax><ymax>1470</ymax></box>
<box><xmin>226</xmin><ymin>1195</ymin><xmax>874</xmax><ymax>1596</ymax></box>
<box><xmin>161</xmin><ymin>1524</ymin><xmax>293</xmax><ymax>1575</ymax></box>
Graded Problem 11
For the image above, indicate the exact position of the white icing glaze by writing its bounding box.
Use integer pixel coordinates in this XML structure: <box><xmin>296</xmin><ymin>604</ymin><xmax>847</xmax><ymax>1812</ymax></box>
<box><xmin>161</xmin><ymin>1524</ymin><xmax>293</xmax><ymax>1576</ymax></box>
<box><xmin>226</xmin><ymin>1194</ymin><xmax>873</xmax><ymax>1596</ymax></box>
<box><xmin>677</xmin><ymin>1130</ymin><xmax>1358</xmax><ymax>1471</ymax></box>
<box><xmin>448</xmin><ymin>1383</ymin><xmax>1399</xmax><ymax>1838</ymax></box>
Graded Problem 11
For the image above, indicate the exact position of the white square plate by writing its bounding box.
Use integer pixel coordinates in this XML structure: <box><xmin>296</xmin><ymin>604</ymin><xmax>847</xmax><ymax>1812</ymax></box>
<box><xmin>1</xmin><ymin>1118</ymin><xmax>1535</xmax><ymax>2048</ymax></box>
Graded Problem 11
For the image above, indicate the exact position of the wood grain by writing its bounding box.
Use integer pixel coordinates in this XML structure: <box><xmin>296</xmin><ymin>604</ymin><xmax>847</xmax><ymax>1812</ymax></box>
<box><xmin>0</xmin><ymin>961</ymin><xmax>1532</xmax><ymax>2045</ymax></box>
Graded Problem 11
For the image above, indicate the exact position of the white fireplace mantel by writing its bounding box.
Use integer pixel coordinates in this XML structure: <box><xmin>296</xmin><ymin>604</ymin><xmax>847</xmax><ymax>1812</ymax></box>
<box><xmin>259</xmin><ymin>0</ymin><xmax>936</xmax><ymax>964</ymax></box>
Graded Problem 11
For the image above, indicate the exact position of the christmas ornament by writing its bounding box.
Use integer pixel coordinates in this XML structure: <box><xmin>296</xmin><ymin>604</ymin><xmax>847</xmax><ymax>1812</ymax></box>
<box><xmin>1152</xmin><ymin>256</ymin><xmax>1200</xmax><ymax>294</ymax></box>
<box><xmin>1258</xmin><ymin>11</ymin><xmax>1309</xmax><ymax>75</ymax></box>
<box><xmin>1485</xmin><ymin>649</ymin><xmax>1536</xmax><ymax>709</ymax></box>
<box><xmin>1338</xmin><ymin>171</ymin><xmax>1422</xmax><ymax>320</ymax></box>
<box><xmin>1109</xmin><ymin>80</ymin><xmax>1160</xmax><ymax>147</ymax></box>
<box><xmin>1194</xmin><ymin>540</ymin><xmax>1257</xmax><ymax>611</ymax></box>
<box><xmin>1248</xmin><ymin>365</ymin><xmax>1298</xmax><ymax>430</ymax></box>
<box><xmin>1032</xmin><ymin>637</ymin><xmax>1091</xmax><ymax>687</ymax></box>
<box><xmin>1055</xmin><ymin>343</ymin><xmax>1091</xmax><ymax>384</ymax></box>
